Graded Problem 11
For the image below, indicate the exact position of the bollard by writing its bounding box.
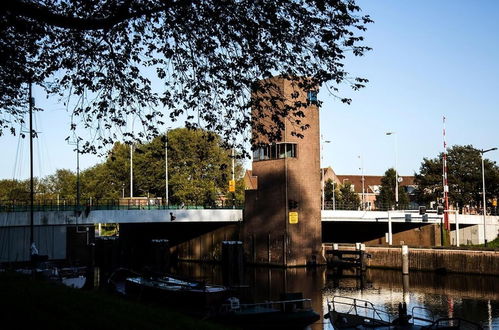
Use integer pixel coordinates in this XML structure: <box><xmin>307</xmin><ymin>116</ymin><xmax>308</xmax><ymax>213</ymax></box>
<box><xmin>388</xmin><ymin>212</ymin><xmax>393</xmax><ymax>245</ymax></box>
<box><xmin>401</xmin><ymin>245</ymin><xmax>409</xmax><ymax>275</ymax></box>
<box><xmin>360</xmin><ymin>244</ymin><xmax>366</xmax><ymax>272</ymax></box>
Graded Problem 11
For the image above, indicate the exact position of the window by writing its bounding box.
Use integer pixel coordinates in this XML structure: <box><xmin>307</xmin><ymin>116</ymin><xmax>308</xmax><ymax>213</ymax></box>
<box><xmin>307</xmin><ymin>90</ymin><xmax>318</xmax><ymax>104</ymax></box>
<box><xmin>253</xmin><ymin>143</ymin><xmax>297</xmax><ymax>162</ymax></box>
<box><xmin>285</xmin><ymin>143</ymin><xmax>296</xmax><ymax>158</ymax></box>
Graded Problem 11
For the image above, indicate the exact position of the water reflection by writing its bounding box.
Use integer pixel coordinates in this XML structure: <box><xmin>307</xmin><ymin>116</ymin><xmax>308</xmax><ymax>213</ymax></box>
<box><xmin>171</xmin><ymin>263</ymin><xmax>499</xmax><ymax>329</ymax></box>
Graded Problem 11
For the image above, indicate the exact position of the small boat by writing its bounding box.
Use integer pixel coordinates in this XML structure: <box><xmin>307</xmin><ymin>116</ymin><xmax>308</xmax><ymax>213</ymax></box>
<box><xmin>123</xmin><ymin>274</ymin><xmax>229</xmax><ymax>310</ymax></box>
<box><xmin>211</xmin><ymin>295</ymin><xmax>320</xmax><ymax>329</ymax></box>
<box><xmin>16</xmin><ymin>265</ymin><xmax>87</xmax><ymax>289</ymax></box>
<box><xmin>326</xmin><ymin>295</ymin><xmax>483</xmax><ymax>329</ymax></box>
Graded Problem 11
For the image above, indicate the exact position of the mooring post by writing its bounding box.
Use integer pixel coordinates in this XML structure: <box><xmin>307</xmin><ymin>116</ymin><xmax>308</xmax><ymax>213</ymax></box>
<box><xmin>360</xmin><ymin>243</ymin><xmax>366</xmax><ymax>272</ymax></box>
<box><xmin>401</xmin><ymin>245</ymin><xmax>409</xmax><ymax>275</ymax></box>
<box><xmin>267</xmin><ymin>232</ymin><xmax>271</xmax><ymax>264</ymax></box>
<box><xmin>388</xmin><ymin>211</ymin><xmax>393</xmax><ymax>246</ymax></box>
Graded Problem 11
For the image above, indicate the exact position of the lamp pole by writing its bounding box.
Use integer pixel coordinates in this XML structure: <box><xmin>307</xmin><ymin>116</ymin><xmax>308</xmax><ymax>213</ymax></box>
<box><xmin>130</xmin><ymin>144</ymin><xmax>133</xmax><ymax>198</ymax></box>
<box><xmin>386</xmin><ymin>132</ymin><xmax>398</xmax><ymax>209</ymax></box>
<box><xmin>480</xmin><ymin>147</ymin><xmax>497</xmax><ymax>246</ymax></box>
<box><xmin>165</xmin><ymin>127</ymin><xmax>171</xmax><ymax>207</ymax></box>
<box><xmin>232</xmin><ymin>146</ymin><xmax>236</xmax><ymax>209</ymax></box>
<box><xmin>359</xmin><ymin>155</ymin><xmax>365</xmax><ymax>210</ymax></box>
<box><xmin>321</xmin><ymin>136</ymin><xmax>331</xmax><ymax>210</ymax></box>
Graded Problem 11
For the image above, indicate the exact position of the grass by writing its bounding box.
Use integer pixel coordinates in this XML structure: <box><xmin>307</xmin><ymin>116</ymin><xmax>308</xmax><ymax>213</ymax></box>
<box><xmin>481</xmin><ymin>237</ymin><xmax>499</xmax><ymax>248</ymax></box>
<box><xmin>0</xmin><ymin>271</ymin><xmax>235</xmax><ymax>330</ymax></box>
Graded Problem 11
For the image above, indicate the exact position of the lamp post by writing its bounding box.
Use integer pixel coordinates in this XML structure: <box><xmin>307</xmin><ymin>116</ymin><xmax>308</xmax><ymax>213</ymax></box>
<box><xmin>165</xmin><ymin>127</ymin><xmax>171</xmax><ymax>208</ymax></box>
<box><xmin>480</xmin><ymin>147</ymin><xmax>497</xmax><ymax>246</ymax></box>
<box><xmin>130</xmin><ymin>144</ymin><xmax>133</xmax><ymax>198</ymax></box>
<box><xmin>232</xmin><ymin>146</ymin><xmax>236</xmax><ymax>209</ymax></box>
<box><xmin>359</xmin><ymin>155</ymin><xmax>365</xmax><ymax>210</ymax></box>
<box><xmin>321</xmin><ymin>136</ymin><xmax>331</xmax><ymax>210</ymax></box>
<box><xmin>386</xmin><ymin>132</ymin><xmax>398</xmax><ymax>209</ymax></box>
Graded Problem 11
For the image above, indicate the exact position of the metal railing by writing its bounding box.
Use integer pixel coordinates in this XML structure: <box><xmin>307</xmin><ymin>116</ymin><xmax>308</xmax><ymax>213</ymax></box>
<box><xmin>324</xmin><ymin>201</ymin><xmax>430</xmax><ymax>212</ymax></box>
<box><xmin>0</xmin><ymin>199</ymin><xmax>244</xmax><ymax>212</ymax></box>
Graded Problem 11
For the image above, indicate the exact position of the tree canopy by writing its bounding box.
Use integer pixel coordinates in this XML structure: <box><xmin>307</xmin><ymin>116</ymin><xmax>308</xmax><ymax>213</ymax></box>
<box><xmin>0</xmin><ymin>128</ymin><xmax>245</xmax><ymax>206</ymax></box>
<box><xmin>324</xmin><ymin>179</ymin><xmax>360</xmax><ymax>210</ymax></box>
<box><xmin>375</xmin><ymin>168</ymin><xmax>409</xmax><ymax>210</ymax></box>
<box><xmin>1</xmin><ymin>0</ymin><xmax>372</xmax><ymax>154</ymax></box>
<box><xmin>414</xmin><ymin>145</ymin><xmax>499</xmax><ymax>209</ymax></box>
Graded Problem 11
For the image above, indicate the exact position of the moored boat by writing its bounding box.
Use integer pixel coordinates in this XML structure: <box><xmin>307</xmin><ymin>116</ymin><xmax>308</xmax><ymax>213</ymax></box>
<box><xmin>123</xmin><ymin>275</ymin><xmax>229</xmax><ymax>310</ymax></box>
<box><xmin>210</xmin><ymin>295</ymin><xmax>320</xmax><ymax>329</ymax></box>
<box><xmin>326</xmin><ymin>295</ymin><xmax>483</xmax><ymax>329</ymax></box>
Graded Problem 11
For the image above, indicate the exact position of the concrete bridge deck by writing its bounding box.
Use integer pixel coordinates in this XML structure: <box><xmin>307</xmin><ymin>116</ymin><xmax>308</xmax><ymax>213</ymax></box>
<box><xmin>0</xmin><ymin>209</ymin><xmax>496</xmax><ymax>226</ymax></box>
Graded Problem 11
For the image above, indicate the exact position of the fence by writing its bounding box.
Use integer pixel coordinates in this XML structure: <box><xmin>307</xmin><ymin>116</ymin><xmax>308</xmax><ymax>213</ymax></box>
<box><xmin>0</xmin><ymin>198</ymin><xmax>244</xmax><ymax>212</ymax></box>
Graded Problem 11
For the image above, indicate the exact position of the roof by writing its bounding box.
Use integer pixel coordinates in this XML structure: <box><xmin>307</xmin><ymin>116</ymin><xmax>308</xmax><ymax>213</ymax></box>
<box><xmin>333</xmin><ymin>175</ymin><xmax>415</xmax><ymax>194</ymax></box>
<box><xmin>244</xmin><ymin>170</ymin><xmax>258</xmax><ymax>190</ymax></box>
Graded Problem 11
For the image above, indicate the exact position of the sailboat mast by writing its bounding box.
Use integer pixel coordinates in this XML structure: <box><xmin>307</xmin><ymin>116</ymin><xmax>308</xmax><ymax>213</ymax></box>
<box><xmin>29</xmin><ymin>82</ymin><xmax>34</xmax><ymax>247</ymax></box>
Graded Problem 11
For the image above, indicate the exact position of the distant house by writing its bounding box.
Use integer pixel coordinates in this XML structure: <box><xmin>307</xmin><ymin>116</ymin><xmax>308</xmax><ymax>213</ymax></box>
<box><xmin>244</xmin><ymin>166</ymin><xmax>416</xmax><ymax>210</ymax></box>
<box><xmin>321</xmin><ymin>166</ymin><xmax>415</xmax><ymax>210</ymax></box>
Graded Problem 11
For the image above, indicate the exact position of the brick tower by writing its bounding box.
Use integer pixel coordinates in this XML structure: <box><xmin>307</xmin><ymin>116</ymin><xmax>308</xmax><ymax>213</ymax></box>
<box><xmin>243</xmin><ymin>76</ymin><xmax>322</xmax><ymax>266</ymax></box>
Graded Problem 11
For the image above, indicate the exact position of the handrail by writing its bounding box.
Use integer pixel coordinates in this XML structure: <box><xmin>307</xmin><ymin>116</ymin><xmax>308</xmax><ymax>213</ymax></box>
<box><xmin>221</xmin><ymin>298</ymin><xmax>313</xmax><ymax>311</ymax></box>
<box><xmin>0</xmin><ymin>199</ymin><xmax>244</xmax><ymax>212</ymax></box>
<box><xmin>330</xmin><ymin>296</ymin><xmax>391</xmax><ymax>323</ymax></box>
<box><xmin>427</xmin><ymin>317</ymin><xmax>483</xmax><ymax>329</ymax></box>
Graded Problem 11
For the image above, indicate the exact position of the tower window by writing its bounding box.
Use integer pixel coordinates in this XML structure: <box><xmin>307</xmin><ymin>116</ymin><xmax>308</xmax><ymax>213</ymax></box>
<box><xmin>307</xmin><ymin>90</ymin><xmax>318</xmax><ymax>104</ymax></box>
<box><xmin>253</xmin><ymin>143</ymin><xmax>297</xmax><ymax>162</ymax></box>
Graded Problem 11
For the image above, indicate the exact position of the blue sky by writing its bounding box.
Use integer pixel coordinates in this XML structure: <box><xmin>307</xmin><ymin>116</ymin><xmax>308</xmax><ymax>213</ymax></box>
<box><xmin>320</xmin><ymin>0</ymin><xmax>499</xmax><ymax>176</ymax></box>
<box><xmin>1</xmin><ymin>0</ymin><xmax>499</xmax><ymax>180</ymax></box>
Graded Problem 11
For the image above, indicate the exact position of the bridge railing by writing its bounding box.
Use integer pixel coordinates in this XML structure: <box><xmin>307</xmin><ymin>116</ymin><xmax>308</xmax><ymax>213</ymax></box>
<box><xmin>0</xmin><ymin>199</ymin><xmax>243</xmax><ymax>212</ymax></box>
<box><xmin>323</xmin><ymin>201</ymin><xmax>442</xmax><ymax>212</ymax></box>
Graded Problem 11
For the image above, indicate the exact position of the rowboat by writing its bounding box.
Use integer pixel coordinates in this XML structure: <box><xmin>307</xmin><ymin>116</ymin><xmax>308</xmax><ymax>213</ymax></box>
<box><xmin>123</xmin><ymin>275</ymin><xmax>229</xmax><ymax>310</ymax></box>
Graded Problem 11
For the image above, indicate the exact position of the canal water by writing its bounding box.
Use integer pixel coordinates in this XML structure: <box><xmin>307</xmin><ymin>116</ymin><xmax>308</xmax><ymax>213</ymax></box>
<box><xmin>170</xmin><ymin>263</ymin><xmax>499</xmax><ymax>329</ymax></box>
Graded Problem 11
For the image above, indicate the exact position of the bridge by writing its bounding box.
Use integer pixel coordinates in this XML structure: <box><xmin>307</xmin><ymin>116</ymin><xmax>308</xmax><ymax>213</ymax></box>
<box><xmin>1</xmin><ymin>204</ymin><xmax>497</xmax><ymax>263</ymax></box>
<box><xmin>0</xmin><ymin>206</ymin><xmax>492</xmax><ymax>226</ymax></box>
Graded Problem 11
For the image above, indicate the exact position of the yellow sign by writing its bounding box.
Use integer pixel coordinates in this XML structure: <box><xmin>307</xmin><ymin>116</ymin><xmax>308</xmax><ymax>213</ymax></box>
<box><xmin>289</xmin><ymin>212</ymin><xmax>299</xmax><ymax>224</ymax></box>
<box><xmin>229</xmin><ymin>180</ymin><xmax>236</xmax><ymax>192</ymax></box>
<box><xmin>493</xmin><ymin>198</ymin><xmax>497</xmax><ymax>207</ymax></box>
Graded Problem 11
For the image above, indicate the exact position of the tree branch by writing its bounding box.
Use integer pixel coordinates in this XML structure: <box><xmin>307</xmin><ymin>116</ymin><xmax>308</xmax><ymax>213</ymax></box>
<box><xmin>1</xmin><ymin>0</ymin><xmax>166</xmax><ymax>30</ymax></box>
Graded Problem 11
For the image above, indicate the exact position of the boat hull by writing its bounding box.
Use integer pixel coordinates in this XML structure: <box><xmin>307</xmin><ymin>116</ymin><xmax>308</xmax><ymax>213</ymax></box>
<box><xmin>213</xmin><ymin>309</ymin><xmax>320</xmax><ymax>329</ymax></box>
<box><xmin>124</xmin><ymin>277</ymin><xmax>228</xmax><ymax>311</ymax></box>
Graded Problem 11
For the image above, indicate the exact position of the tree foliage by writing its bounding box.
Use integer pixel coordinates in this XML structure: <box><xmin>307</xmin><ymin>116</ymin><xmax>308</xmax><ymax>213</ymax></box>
<box><xmin>375</xmin><ymin>168</ymin><xmax>409</xmax><ymax>210</ymax></box>
<box><xmin>324</xmin><ymin>179</ymin><xmax>360</xmax><ymax>210</ymax></box>
<box><xmin>415</xmin><ymin>145</ymin><xmax>499</xmax><ymax>209</ymax></box>
<box><xmin>324</xmin><ymin>178</ymin><xmax>338</xmax><ymax>202</ymax></box>
<box><xmin>338</xmin><ymin>182</ymin><xmax>360</xmax><ymax>210</ymax></box>
<box><xmin>0</xmin><ymin>128</ymin><xmax>245</xmax><ymax>206</ymax></box>
<box><xmin>1</xmin><ymin>0</ymin><xmax>372</xmax><ymax>154</ymax></box>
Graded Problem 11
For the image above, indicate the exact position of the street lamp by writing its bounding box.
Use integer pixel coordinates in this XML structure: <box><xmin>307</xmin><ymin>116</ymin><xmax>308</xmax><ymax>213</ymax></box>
<box><xmin>359</xmin><ymin>155</ymin><xmax>365</xmax><ymax>210</ymax></box>
<box><xmin>165</xmin><ymin>127</ymin><xmax>171</xmax><ymax>207</ymax></box>
<box><xmin>386</xmin><ymin>132</ymin><xmax>398</xmax><ymax>209</ymax></box>
<box><xmin>130</xmin><ymin>143</ymin><xmax>133</xmax><ymax>198</ymax></box>
<box><xmin>321</xmin><ymin>136</ymin><xmax>331</xmax><ymax>210</ymax></box>
<box><xmin>479</xmin><ymin>147</ymin><xmax>497</xmax><ymax>246</ymax></box>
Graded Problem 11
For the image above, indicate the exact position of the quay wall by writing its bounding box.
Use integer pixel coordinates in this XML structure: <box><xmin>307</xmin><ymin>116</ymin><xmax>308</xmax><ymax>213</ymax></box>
<box><xmin>365</xmin><ymin>247</ymin><xmax>499</xmax><ymax>276</ymax></box>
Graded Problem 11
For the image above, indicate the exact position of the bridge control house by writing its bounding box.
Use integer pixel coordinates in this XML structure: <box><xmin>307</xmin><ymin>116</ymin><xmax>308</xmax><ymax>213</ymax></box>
<box><xmin>243</xmin><ymin>77</ymin><xmax>323</xmax><ymax>267</ymax></box>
